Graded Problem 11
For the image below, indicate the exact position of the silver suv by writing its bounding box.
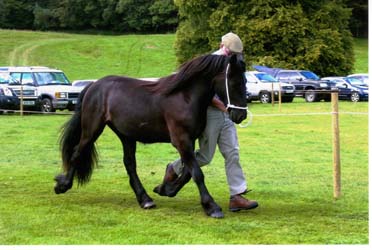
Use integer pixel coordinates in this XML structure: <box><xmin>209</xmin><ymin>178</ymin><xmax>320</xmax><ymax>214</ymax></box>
<box><xmin>0</xmin><ymin>66</ymin><xmax>81</xmax><ymax>112</ymax></box>
<box><xmin>245</xmin><ymin>71</ymin><xmax>295</xmax><ymax>103</ymax></box>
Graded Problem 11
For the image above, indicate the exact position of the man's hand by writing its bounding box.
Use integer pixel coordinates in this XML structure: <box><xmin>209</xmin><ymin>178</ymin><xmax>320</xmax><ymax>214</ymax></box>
<box><xmin>211</xmin><ymin>97</ymin><xmax>227</xmax><ymax>112</ymax></box>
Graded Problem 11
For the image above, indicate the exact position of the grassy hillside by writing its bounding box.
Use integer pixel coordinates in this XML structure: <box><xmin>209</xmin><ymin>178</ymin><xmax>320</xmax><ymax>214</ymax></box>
<box><xmin>353</xmin><ymin>38</ymin><xmax>368</xmax><ymax>73</ymax></box>
<box><xmin>0</xmin><ymin>29</ymin><xmax>368</xmax><ymax>81</ymax></box>
<box><xmin>0</xmin><ymin>30</ymin><xmax>177</xmax><ymax>80</ymax></box>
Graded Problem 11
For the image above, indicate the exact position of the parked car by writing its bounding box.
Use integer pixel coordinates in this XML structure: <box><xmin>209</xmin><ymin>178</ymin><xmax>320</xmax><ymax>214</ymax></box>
<box><xmin>347</xmin><ymin>73</ymin><xmax>369</xmax><ymax>86</ymax></box>
<box><xmin>245</xmin><ymin>71</ymin><xmax>295</xmax><ymax>103</ymax></box>
<box><xmin>72</xmin><ymin>79</ymin><xmax>96</xmax><ymax>90</ymax></box>
<box><xmin>322</xmin><ymin>77</ymin><xmax>368</xmax><ymax>102</ymax></box>
<box><xmin>254</xmin><ymin>66</ymin><xmax>332</xmax><ymax>102</ymax></box>
<box><xmin>0</xmin><ymin>66</ymin><xmax>81</xmax><ymax>112</ymax></box>
<box><xmin>0</xmin><ymin>85</ymin><xmax>20</xmax><ymax>113</ymax></box>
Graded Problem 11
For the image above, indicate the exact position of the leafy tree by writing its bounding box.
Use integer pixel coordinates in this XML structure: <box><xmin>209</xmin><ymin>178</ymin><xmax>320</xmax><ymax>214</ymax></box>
<box><xmin>149</xmin><ymin>0</ymin><xmax>178</xmax><ymax>32</ymax></box>
<box><xmin>115</xmin><ymin>0</ymin><xmax>153</xmax><ymax>32</ymax></box>
<box><xmin>345</xmin><ymin>0</ymin><xmax>368</xmax><ymax>37</ymax></box>
<box><xmin>33</xmin><ymin>3</ymin><xmax>60</xmax><ymax>30</ymax></box>
<box><xmin>0</xmin><ymin>0</ymin><xmax>35</xmax><ymax>29</ymax></box>
<box><xmin>175</xmin><ymin>0</ymin><xmax>355</xmax><ymax>76</ymax></box>
<box><xmin>174</xmin><ymin>0</ymin><xmax>215</xmax><ymax>63</ymax></box>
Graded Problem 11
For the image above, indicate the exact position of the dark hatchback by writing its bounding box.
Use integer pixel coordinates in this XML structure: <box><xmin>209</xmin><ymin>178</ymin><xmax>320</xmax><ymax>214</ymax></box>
<box><xmin>322</xmin><ymin>77</ymin><xmax>369</xmax><ymax>102</ymax></box>
<box><xmin>0</xmin><ymin>85</ymin><xmax>20</xmax><ymax>112</ymax></box>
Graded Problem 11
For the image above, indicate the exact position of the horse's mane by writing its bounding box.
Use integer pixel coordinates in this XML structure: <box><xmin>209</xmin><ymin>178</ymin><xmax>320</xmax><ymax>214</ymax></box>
<box><xmin>142</xmin><ymin>54</ymin><xmax>228</xmax><ymax>96</ymax></box>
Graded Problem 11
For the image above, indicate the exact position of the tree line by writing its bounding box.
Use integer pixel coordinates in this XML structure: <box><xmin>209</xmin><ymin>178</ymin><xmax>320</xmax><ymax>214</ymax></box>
<box><xmin>0</xmin><ymin>0</ymin><xmax>367</xmax><ymax>76</ymax></box>
<box><xmin>0</xmin><ymin>0</ymin><xmax>178</xmax><ymax>32</ymax></box>
<box><xmin>0</xmin><ymin>0</ymin><xmax>367</xmax><ymax>37</ymax></box>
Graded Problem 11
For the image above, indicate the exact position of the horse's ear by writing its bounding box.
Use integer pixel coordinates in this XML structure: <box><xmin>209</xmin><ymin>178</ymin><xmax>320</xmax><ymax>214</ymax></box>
<box><xmin>229</xmin><ymin>53</ymin><xmax>245</xmax><ymax>71</ymax></box>
<box><xmin>229</xmin><ymin>54</ymin><xmax>238</xmax><ymax>65</ymax></box>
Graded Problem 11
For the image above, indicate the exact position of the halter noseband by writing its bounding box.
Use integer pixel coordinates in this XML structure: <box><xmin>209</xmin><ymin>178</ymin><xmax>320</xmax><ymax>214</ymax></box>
<box><xmin>225</xmin><ymin>63</ymin><xmax>248</xmax><ymax>110</ymax></box>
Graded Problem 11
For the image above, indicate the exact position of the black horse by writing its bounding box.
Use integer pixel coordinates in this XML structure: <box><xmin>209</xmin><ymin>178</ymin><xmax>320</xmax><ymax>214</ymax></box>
<box><xmin>54</xmin><ymin>54</ymin><xmax>247</xmax><ymax>218</ymax></box>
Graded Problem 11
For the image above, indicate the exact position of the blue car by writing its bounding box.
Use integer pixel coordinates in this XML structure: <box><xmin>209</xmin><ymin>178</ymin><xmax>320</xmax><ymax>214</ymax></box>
<box><xmin>322</xmin><ymin>77</ymin><xmax>368</xmax><ymax>102</ymax></box>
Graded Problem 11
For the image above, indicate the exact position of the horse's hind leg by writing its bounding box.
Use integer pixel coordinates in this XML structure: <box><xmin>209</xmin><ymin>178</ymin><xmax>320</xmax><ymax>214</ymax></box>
<box><xmin>121</xmin><ymin>137</ymin><xmax>155</xmax><ymax>209</ymax></box>
<box><xmin>55</xmin><ymin>118</ymin><xmax>104</xmax><ymax>194</ymax></box>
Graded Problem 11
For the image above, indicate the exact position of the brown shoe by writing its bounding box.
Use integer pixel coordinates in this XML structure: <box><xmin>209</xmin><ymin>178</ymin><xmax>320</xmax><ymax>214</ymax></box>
<box><xmin>229</xmin><ymin>194</ymin><xmax>258</xmax><ymax>212</ymax></box>
<box><xmin>163</xmin><ymin>163</ymin><xmax>178</xmax><ymax>183</ymax></box>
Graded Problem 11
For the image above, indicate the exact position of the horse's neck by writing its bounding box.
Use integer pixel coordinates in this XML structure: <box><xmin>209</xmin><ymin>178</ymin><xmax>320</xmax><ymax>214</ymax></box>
<box><xmin>190</xmin><ymin>78</ymin><xmax>216</xmax><ymax>108</ymax></box>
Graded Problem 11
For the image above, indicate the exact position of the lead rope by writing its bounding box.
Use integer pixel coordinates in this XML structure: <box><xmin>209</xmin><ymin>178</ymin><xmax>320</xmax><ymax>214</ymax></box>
<box><xmin>224</xmin><ymin>63</ymin><xmax>253</xmax><ymax>127</ymax></box>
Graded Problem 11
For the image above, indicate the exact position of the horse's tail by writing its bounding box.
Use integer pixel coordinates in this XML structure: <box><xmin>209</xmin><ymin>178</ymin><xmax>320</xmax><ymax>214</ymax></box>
<box><xmin>59</xmin><ymin>85</ymin><xmax>98</xmax><ymax>185</ymax></box>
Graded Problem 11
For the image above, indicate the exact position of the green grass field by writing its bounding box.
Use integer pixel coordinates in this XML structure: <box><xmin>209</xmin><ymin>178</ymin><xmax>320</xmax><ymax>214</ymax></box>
<box><xmin>0</xmin><ymin>29</ymin><xmax>368</xmax><ymax>80</ymax></box>
<box><xmin>0</xmin><ymin>29</ymin><xmax>369</xmax><ymax>245</ymax></box>
<box><xmin>0</xmin><ymin>29</ymin><xmax>177</xmax><ymax>80</ymax></box>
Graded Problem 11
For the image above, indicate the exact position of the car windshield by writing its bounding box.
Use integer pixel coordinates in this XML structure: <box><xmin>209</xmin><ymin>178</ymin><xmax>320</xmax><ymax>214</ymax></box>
<box><xmin>255</xmin><ymin>73</ymin><xmax>279</xmax><ymax>82</ymax></box>
<box><xmin>34</xmin><ymin>72</ymin><xmax>70</xmax><ymax>85</ymax></box>
<box><xmin>0</xmin><ymin>73</ymin><xmax>9</xmax><ymax>84</ymax></box>
<box><xmin>0</xmin><ymin>72</ymin><xmax>19</xmax><ymax>84</ymax></box>
<box><xmin>74</xmin><ymin>81</ymin><xmax>92</xmax><ymax>87</ymax></box>
<box><xmin>300</xmin><ymin>71</ymin><xmax>320</xmax><ymax>80</ymax></box>
<box><xmin>346</xmin><ymin>77</ymin><xmax>366</xmax><ymax>87</ymax></box>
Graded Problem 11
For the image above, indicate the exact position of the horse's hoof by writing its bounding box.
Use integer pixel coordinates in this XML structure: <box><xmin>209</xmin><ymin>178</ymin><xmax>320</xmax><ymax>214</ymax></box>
<box><xmin>153</xmin><ymin>184</ymin><xmax>167</xmax><ymax>196</ymax></box>
<box><xmin>54</xmin><ymin>185</ymin><xmax>61</xmax><ymax>194</ymax></box>
<box><xmin>153</xmin><ymin>183</ymin><xmax>178</xmax><ymax>197</ymax></box>
<box><xmin>54</xmin><ymin>174</ymin><xmax>71</xmax><ymax>194</ymax></box>
<box><xmin>54</xmin><ymin>184</ymin><xmax>68</xmax><ymax>194</ymax></box>
<box><xmin>209</xmin><ymin>211</ymin><xmax>224</xmax><ymax>219</ymax></box>
<box><xmin>142</xmin><ymin>201</ymin><xmax>156</xmax><ymax>209</ymax></box>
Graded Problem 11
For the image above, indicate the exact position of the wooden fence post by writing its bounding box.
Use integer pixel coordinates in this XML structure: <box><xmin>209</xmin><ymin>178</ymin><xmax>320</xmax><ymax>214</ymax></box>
<box><xmin>20</xmin><ymin>84</ymin><xmax>24</xmax><ymax>116</ymax></box>
<box><xmin>278</xmin><ymin>83</ymin><xmax>282</xmax><ymax>112</ymax></box>
<box><xmin>271</xmin><ymin>83</ymin><xmax>274</xmax><ymax>106</ymax></box>
<box><xmin>331</xmin><ymin>89</ymin><xmax>341</xmax><ymax>199</ymax></box>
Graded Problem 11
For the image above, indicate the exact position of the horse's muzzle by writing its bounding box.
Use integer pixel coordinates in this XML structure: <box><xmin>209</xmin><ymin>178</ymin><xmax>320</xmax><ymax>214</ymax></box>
<box><xmin>229</xmin><ymin>109</ymin><xmax>247</xmax><ymax>124</ymax></box>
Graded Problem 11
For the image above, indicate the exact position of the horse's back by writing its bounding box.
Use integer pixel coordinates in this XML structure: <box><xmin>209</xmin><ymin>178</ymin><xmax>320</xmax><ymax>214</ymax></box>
<box><xmin>82</xmin><ymin>75</ymin><xmax>170</xmax><ymax>142</ymax></box>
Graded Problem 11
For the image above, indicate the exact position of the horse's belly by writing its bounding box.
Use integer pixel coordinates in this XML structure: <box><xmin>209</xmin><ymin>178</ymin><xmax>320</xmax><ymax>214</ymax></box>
<box><xmin>134</xmin><ymin>126</ymin><xmax>171</xmax><ymax>143</ymax></box>
<box><xmin>111</xmin><ymin>114</ymin><xmax>171</xmax><ymax>143</ymax></box>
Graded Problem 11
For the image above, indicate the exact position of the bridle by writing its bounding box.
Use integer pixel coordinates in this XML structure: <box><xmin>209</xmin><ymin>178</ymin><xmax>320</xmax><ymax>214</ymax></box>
<box><xmin>224</xmin><ymin>63</ymin><xmax>248</xmax><ymax>110</ymax></box>
<box><xmin>224</xmin><ymin>63</ymin><xmax>253</xmax><ymax>128</ymax></box>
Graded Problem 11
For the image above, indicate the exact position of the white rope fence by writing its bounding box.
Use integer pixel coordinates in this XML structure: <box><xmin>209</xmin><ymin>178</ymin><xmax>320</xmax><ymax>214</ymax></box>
<box><xmin>0</xmin><ymin>109</ymin><xmax>368</xmax><ymax>117</ymax></box>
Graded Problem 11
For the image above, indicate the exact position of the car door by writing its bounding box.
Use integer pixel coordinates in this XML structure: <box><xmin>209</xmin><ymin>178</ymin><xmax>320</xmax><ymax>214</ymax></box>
<box><xmin>334</xmin><ymin>81</ymin><xmax>351</xmax><ymax>99</ymax></box>
<box><xmin>245</xmin><ymin>73</ymin><xmax>260</xmax><ymax>97</ymax></box>
<box><xmin>277</xmin><ymin>72</ymin><xmax>304</xmax><ymax>91</ymax></box>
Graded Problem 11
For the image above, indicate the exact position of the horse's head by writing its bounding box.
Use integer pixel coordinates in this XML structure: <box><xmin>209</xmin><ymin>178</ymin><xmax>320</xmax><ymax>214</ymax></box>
<box><xmin>213</xmin><ymin>54</ymin><xmax>247</xmax><ymax>124</ymax></box>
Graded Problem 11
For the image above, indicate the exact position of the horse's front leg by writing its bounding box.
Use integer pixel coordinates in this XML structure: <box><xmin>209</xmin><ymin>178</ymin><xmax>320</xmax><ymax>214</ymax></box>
<box><xmin>163</xmin><ymin>134</ymin><xmax>223</xmax><ymax>218</ymax></box>
<box><xmin>153</xmin><ymin>162</ymin><xmax>191</xmax><ymax>197</ymax></box>
<box><xmin>182</xmin><ymin>148</ymin><xmax>223</xmax><ymax>218</ymax></box>
<box><xmin>122</xmin><ymin>138</ymin><xmax>155</xmax><ymax>209</ymax></box>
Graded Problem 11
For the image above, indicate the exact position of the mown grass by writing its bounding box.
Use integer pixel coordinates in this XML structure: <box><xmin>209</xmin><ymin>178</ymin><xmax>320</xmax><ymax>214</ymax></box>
<box><xmin>0</xmin><ymin>29</ymin><xmax>368</xmax><ymax>80</ymax></box>
<box><xmin>0</xmin><ymin>29</ymin><xmax>369</xmax><ymax>245</ymax></box>
<box><xmin>353</xmin><ymin>38</ymin><xmax>368</xmax><ymax>73</ymax></box>
<box><xmin>0</xmin><ymin>29</ymin><xmax>177</xmax><ymax>80</ymax></box>
<box><xmin>0</xmin><ymin>99</ymin><xmax>368</xmax><ymax>244</ymax></box>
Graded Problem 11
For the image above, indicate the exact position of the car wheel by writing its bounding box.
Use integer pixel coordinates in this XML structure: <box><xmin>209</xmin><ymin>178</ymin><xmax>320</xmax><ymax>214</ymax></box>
<box><xmin>41</xmin><ymin>98</ymin><xmax>55</xmax><ymax>112</ymax></box>
<box><xmin>259</xmin><ymin>92</ymin><xmax>271</xmax><ymax>103</ymax></box>
<box><xmin>324</xmin><ymin>96</ymin><xmax>331</xmax><ymax>102</ymax></box>
<box><xmin>305</xmin><ymin>89</ymin><xmax>317</xmax><ymax>102</ymax></box>
<box><xmin>350</xmin><ymin>92</ymin><xmax>360</xmax><ymax>102</ymax></box>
